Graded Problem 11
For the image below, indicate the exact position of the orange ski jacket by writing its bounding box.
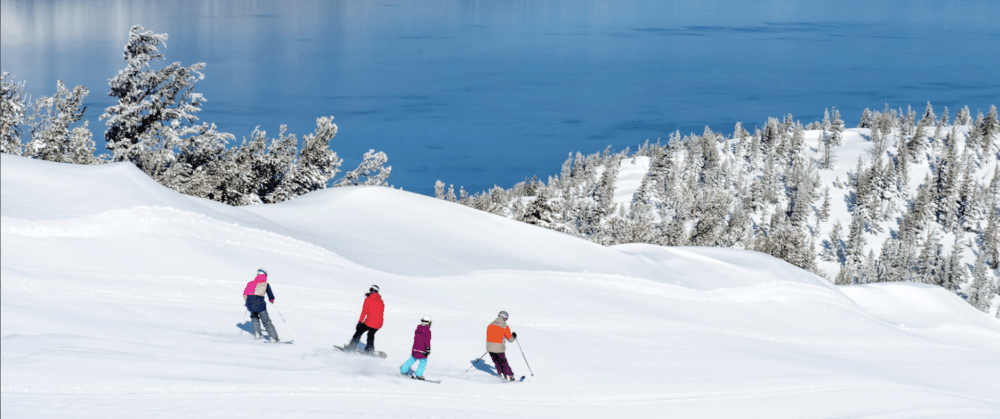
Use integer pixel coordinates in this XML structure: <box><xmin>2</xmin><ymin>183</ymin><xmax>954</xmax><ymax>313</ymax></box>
<box><xmin>486</xmin><ymin>316</ymin><xmax>513</xmax><ymax>353</ymax></box>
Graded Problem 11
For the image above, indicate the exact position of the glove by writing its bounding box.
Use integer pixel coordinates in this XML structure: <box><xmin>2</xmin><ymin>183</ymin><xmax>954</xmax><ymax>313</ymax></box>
<box><xmin>512</xmin><ymin>332</ymin><xmax>517</xmax><ymax>339</ymax></box>
<box><xmin>425</xmin><ymin>349</ymin><xmax>431</xmax><ymax>356</ymax></box>
<box><xmin>270</xmin><ymin>300</ymin><xmax>275</xmax><ymax>304</ymax></box>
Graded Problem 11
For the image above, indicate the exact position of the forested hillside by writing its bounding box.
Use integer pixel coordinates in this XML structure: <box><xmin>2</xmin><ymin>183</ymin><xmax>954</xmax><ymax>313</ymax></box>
<box><xmin>439</xmin><ymin>104</ymin><xmax>1000</xmax><ymax>315</ymax></box>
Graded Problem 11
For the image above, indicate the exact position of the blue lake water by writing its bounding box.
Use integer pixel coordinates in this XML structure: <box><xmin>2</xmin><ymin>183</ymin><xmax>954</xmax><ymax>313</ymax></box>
<box><xmin>3</xmin><ymin>0</ymin><xmax>998</xmax><ymax>195</ymax></box>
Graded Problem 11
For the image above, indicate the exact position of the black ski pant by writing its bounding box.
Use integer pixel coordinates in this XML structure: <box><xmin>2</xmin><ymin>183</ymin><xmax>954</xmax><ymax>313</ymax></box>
<box><xmin>250</xmin><ymin>310</ymin><xmax>279</xmax><ymax>341</ymax></box>
<box><xmin>349</xmin><ymin>322</ymin><xmax>379</xmax><ymax>352</ymax></box>
<box><xmin>489</xmin><ymin>352</ymin><xmax>514</xmax><ymax>379</ymax></box>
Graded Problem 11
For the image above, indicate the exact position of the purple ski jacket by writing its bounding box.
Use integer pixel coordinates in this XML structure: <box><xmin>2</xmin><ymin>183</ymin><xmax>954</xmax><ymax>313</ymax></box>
<box><xmin>411</xmin><ymin>324</ymin><xmax>431</xmax><ymax>359</ymax></box>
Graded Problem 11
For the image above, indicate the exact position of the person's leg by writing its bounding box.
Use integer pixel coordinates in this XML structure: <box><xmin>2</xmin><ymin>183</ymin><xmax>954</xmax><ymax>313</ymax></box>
<box><xmin>495</xmin><ymin>352</ymin><xmax>514</xmax><ymax>378</ymax></box>
<box><xmin>259</xmin><ymin>310</ymin><xmax>279</xmax><ymax>341</ymax></box>
<box><xmin>488</xmin><ymin>352</ymin><xmax>503</xmax><ymax>376</ymax></box>
<box><xmin>400</xmin><ymin>356</ymin><xmax>417</xmax><ymax>374</ymax></box>
<box><xmin>348</xmin><ymin>322</ymin><xmax>366</xmax><ymax>349</ymax></box>
<box><xmin>415</xmin><ymin>358</ymin><xmax>428</xmax><ymax>377</ymax></box>
<box><xmin>250</xmin><ymin>311</ymin><xmax>262</xmax><ymax>337</ymax></box>
<box><xmin>364</xmin><ymin>327</ymin><xmax>378</xmax><ymax>352</ymax></box>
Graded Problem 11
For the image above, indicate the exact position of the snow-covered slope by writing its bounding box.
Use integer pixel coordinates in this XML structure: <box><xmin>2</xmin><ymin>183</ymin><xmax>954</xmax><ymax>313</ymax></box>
<box><xmin>3</xmin><ymin>154</ymin><xmax>1000</xmax><ymax>418</ymax></box>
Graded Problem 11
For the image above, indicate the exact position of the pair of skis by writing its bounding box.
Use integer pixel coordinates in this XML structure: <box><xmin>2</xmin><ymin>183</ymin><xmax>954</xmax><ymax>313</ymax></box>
<box><xmin>400</xmin><ymin>373</ymin><xmax>442</xmax><ymax>384</ymax></box>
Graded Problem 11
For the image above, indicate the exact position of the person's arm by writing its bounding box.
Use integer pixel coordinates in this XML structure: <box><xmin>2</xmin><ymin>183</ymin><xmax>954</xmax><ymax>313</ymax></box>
<box><xmin>505</xmin><ymin>326</ymin><xmax>514</xmax><ymax>342</ymax></box>
<box><xmin>358</xmin><ymin>298</ymin><xmax>370</xmax><ymax>323</ymax></box>
<box><xmin>266</xmin><ymin>283</ymin><xmax>275</xmax><ymax>303</ymax></box>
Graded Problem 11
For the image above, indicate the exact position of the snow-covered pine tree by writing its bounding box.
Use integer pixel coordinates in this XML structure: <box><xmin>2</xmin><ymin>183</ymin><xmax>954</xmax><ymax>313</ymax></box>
<box><xmin>520</xmin><ymin>189</ymin><xmax>558</xmax><ymax>229</ymax></box>
<box><xmin>967</xmin><ymin>112</ymin><xmax>984</xmax><ymax>159</ymax></box>
<box><xmin>967</xmin><ymin>248</ymin><xmax>992</xmax><ymax>312</ymax></box>
<box><xmin>933</xmin><ymin>131</ymin><xmax>961</xmax><ymax>231</ymax></box>
<box><xmin>757</xmin><ymin>206</ymin><xmax>815</xmax><ymax>272</ymax></box>
<box><xmin>984</xmin><ymin>204</ymin><xmax>1000</xmax><ymax>270</ymax></box>
<box><xmin>819</xmin><ymin>187</ymin><xmax>832</xmax><ymax>222</ymax></box>
<box><xmin>101</xmin><ymin>25</ymin><xmax>214</xmax><ymax>173</ymax></box>
<box><xmin>955</xmin><ymin>106</ymin><xmax>971</xmax><ymax>126</ymax></box>
<box><xmin>907</xmin><ymin>121</ymin><xmax>929</xmax><ymax>163</ymax></box>
<box><xmin>859</xmin><ymin>108</ymin><xmax>873</xmax><ymax>128</ymax></box>
<box><xmin>915</xmin><ymin>228</ymin><xmax>945</xmax><ymax>286</ymax></box>
<box><xmin>830</xmin><ymin>108</ymin><xmax>845</xmax><ymax>147</ymax></box>
<box><xmin>942</xmin><ymin>238</ymin><xmax>966</xmax><ymax>292</ymax></box>
<box><xmin>919</xmin><ymin>101</ymin><xmax>936</xmax><ymax>128</ymax></box>
<box><xmin>838</xmin><ymin>207</ymin><xmax>868</xmax><ymax>284</ymax></box>
<box><xmin>337</xmin><ymin>149</ymin><xmax>391</xmax><ymax>187</ymax></box>
<box><xmin>434</xmin><ymin>180</ymin><xmax>446</xmax><ymax>199</ymax></box>
<box><xmin>219</xmin><ymin>126</ymin><xmax>297</xmax><ymax>205</ymax></box>
<box><xmin>981</xmin><ymin>105</ymin><xmax>999</xmax><ymax>156</ymax></box>
<box><xmin>270</xmin><ymin>116</ymin><xmax>342</xmax><ymax>200</ymax></box>
<box><xmin>24</xmin><ymin>80</ymin><xmax>96</xmax><ymax>164</ymax></box>
<box><xmin>0</xmin><ymin>72</ymin><xmax>27</xmax><ymax>155</ymax></box>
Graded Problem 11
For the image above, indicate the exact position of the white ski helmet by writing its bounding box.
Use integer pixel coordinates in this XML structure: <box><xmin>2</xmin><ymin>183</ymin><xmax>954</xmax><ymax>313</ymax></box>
<box><xmin>498</xmin><ymin>310</ymin><xmax>509</xmax><ymax>320</ymax></box>
<box><xmin>257</xmin><ymin>268</ymin><xmax>268</xmax><ymax>276</ymax></box>
<box><xmin>420</xmin><ymin>316</ymin><xmax>432</xmax><ymax>326</ymax></box>
<box><xmin>369</xmin><ymin>284</ymin><xmax>380</xmax><ymax>293</ymax></box>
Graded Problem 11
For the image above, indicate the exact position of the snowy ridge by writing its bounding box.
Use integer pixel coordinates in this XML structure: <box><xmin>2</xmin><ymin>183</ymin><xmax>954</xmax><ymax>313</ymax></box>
<box><xmin>3</xmin><ymin>154</ymin><xmax>1000</xmax><ymax>418</ymax></box>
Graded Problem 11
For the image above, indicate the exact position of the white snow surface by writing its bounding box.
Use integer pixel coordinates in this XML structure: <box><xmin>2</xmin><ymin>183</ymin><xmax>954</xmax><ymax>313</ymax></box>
<box><xmin>2</xmin><ymin>154</ymin><xmax>1000</xmax><ymax>418</ymax></box>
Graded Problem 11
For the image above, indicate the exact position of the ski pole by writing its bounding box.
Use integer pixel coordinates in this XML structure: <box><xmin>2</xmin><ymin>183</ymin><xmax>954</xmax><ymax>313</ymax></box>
<box><xmin>515</xmin><ymin>338</ymin><xmax>534</xmax><ymax>376</ymax></box>
<box><xmin>273</xmin><ymin>306</ymin><xmax>298</xmax><ymax>342</ymax></box>
<box><xmin>466</xmin><ymin>352</ymin><xmax>488</xmax><ymax>372</ymax></box>
<box><xmin>242</xmin><ymin>308</ymin><xmax>249</xmax><ymax>335</ymax></box>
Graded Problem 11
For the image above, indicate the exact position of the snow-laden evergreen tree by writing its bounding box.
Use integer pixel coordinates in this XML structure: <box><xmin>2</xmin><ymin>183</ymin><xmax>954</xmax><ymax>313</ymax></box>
<box><xmin>271</xmin><ymin>117</ymin><xmax>342</xmax><ymax>201</ymax></box>
<box><xmin>520</xmin><ymin>189</ymin><xmax>561</xmax><ymax>230</ymax></box>
<box><xmin>983</xmin><ymin>204</ymin><xmax>1000</xmax><ymax>270</ymax></box>
<box><xmin>101</xmin><ymin>26</ymin><xmax>213</xmax><ymax>169</ymax></box>
<box><xmin>918</xmin><ymin>101</ymin><xmax>936</xmax><ymax>128</ymax></box>
<box><xmin>1</xmin><ymin>72</ymin><xmax>27</xmax><ymax>155</ymax></box>
<box><xmin>829</xmin><ymin>108</ymin><xmax>845</xmax><ymax>147</ymax></box>
<box><xmin>838</xmin><ymin>208</ymin><xmax>868</xmax><ymax>285</ymax></box>
<box><xmin>967</xmin><ymin>248</ymin><xmax>993</xmax><ymax>312</ymax></box>
<box><xmin>434</xmin><ymin>180</ymin><xmax>446</xmax><ymax>199</ymax></box>
<box><xmin>24</xmin><ymin>80</ymin><xmax>98</xmax><ymax>164</ymax></box>
<box><xmin>337</xmin><ymin>149</ymin><xmax>391</xmax><ymax>187</ymax></box>
<box><xmin>942</xmin><ymin>238</ymin><xmax>966</xmax><ymax>292</ymax></box>
<box><xmin>757</xmin><ymin>207</ymin><xmax>816</xmax><ymax>273</ymax></box>
<box><xmin>858</xmin><ymin>108</ymin><xmax>873</xmax><ymax>129</ymax></box>
<box><xmin>980</xmin><ymin>105</ymin><xmax>999</xmax><ymax>156</ymax></box>
<box><xmin>915</xmin><ymin>228</ymin><xmax>945</xmax><ymax>286</ymax></box>
<box><xmin>955</xmin><ymin>106</ymin><xmax>972</xmax><ymax>126</ymax></box>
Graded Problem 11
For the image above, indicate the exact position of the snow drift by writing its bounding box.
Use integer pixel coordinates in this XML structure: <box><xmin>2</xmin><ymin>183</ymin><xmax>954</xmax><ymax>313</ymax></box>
<box><xmin>2</xmin><ymin>154</ymin><xmax>999</xmax><ymax>418</ymax></box>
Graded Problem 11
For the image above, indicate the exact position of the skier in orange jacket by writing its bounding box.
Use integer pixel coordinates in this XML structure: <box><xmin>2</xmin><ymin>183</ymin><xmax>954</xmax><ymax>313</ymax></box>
<box><xmin>486</xmin><ymin>310</ymin><xmax>517</xmax><ymax>381</ymax></box>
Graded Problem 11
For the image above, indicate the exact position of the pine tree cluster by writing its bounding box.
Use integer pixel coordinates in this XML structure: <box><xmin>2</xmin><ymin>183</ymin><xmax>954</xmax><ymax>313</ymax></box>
<box><xmin>0</xmin><ymin>26</ymin><xmax>391</xmax><ymax>206</ymax></box>
<box><xmin>439</xmin><ymin>105</ymin><xmax>1000</xmax><ymax>315</ymax></box>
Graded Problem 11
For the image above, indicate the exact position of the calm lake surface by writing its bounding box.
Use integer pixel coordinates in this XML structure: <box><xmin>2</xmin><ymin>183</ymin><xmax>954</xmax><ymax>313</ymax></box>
<box><xmin>3</xmin><ymin>0</ymin><xmax>998</xmax><ymax>195</ymax></box>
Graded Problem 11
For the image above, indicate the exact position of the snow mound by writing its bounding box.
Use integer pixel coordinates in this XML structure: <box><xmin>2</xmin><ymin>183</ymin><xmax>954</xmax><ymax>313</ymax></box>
<box><xmin>3</xmin><ymin>154</ymin><xmax>1000</xmax><ymax>418</ymax></box>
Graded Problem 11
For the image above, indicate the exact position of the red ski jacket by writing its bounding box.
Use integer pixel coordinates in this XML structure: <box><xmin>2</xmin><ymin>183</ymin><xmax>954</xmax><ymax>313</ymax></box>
<box><xmin>359</xmin><ymin>292</ymin><xmax>384</xmax><ymax>329</ymax></box>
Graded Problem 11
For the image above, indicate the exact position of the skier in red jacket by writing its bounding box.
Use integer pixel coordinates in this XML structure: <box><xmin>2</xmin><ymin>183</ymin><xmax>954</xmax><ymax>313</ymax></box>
<box><xmin>347</xmin><ymin>285</ymin><xmax>384</xmax><ymax>353</ymax></box>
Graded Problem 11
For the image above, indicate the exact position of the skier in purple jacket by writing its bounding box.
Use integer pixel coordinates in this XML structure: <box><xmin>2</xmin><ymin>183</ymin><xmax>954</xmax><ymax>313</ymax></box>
<box><xmin>399</xmin><ymin>316</ymin><xmax>433</xmax><ymax>379</ymax></box>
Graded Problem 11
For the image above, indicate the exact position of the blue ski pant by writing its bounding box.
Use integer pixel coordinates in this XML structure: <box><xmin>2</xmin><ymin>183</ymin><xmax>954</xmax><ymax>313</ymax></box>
<box><xmin>400</xmin><ymin>356</ymin><xmax>428</xmax><ymax>377</ymax></box>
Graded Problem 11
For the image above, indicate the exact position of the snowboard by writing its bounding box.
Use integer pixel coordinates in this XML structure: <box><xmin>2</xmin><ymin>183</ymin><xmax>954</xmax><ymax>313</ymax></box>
<box><xmin>264</xmin><ymin>339</ymin><xmax>294</xmax><ymax>344</ymax></box>
<box><xmin>334</xmin><ymin>345</ymin><xmax>387</xmax><ymax>359</ymax></box>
